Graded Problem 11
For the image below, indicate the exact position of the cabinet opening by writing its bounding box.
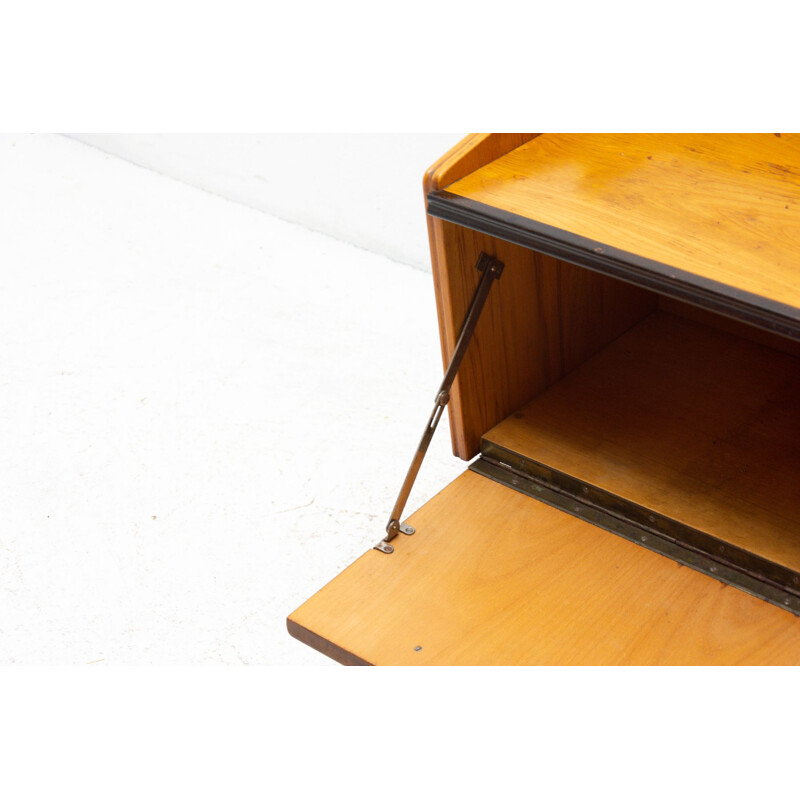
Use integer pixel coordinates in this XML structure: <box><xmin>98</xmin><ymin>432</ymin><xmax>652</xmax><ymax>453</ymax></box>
<box><xmin>480</xmin><ymin>287</ymin><xmax>800</xmax><ymax>583</ymax></box>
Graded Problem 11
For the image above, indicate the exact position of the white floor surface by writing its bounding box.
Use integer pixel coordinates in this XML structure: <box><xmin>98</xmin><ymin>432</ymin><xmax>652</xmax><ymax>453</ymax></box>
<box><xmin>0</xmin><ymin>134</ymin><xmax>464</xmax><ymax>664</ymax></box>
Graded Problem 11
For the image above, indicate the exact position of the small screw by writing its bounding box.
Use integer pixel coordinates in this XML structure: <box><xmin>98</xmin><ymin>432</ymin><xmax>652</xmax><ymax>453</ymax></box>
<box><xmin>414</xmin><ymin>646</ymin><xmax>422</xmax><ymax>652</ymax></box>
<box><xmin>640</xmin><ymin>536</ymin><xmax>647</xmax><ymax>542</ymax></box>
<box><xmin>648</xmin><ymin>515</ymin><xmax>655</xmax><ymax>523</ymax></box>
<box><xmin>710</xmin><ymin>566</ymin><xmax>718</xmax><ymax>573</ymax></box>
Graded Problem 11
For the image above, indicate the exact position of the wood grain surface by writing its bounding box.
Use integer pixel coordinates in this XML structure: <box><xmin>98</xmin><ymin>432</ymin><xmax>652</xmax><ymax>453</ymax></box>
<box><xmin>485</xmin><ymin>310</ymin><xmax>800</xmax><ymax>572</ymax></box>
<box><xmin>423</xmin><ymin>133</ymin><xmax>540</xmax><ymax>198</ymax></box>
<box><xmin>445</xmin><ymin>133</ymin><xmax>800</xmax><ymax>312</ymax></box>
<box><xmin>658</xmin><ymin>295</ymin><xmax>800</xmax><ymax>358</ymax></box>
<box><xmin>426</xmin><ymin>221</ymin><xmax>655</xmax><ymax>459</ymax></box>
<box><xmin>288</xmin><ymin>470</ymin><xmax>800</xmax><ymax>665</ymax></box>
<box><xmin>424</xmin><ymin>134</ymin><xmax>539</xmax><ymax>457</ymax></box>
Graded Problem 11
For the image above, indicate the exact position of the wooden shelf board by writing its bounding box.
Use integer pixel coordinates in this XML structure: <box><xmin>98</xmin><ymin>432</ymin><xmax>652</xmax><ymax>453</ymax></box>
<box><xmin>433</xmin><ymin>134</ymin><xmax>800</xmax><ymax>337</ymax></box>
<box><xmin>484</xmin><ymin>310</ymin><xmax>800</xmax><ymax>574</ymax></box>
<box><xmin>288</xmin><ymin>470</ymin><xmax>800</xmax><ymax>666</ymax></box>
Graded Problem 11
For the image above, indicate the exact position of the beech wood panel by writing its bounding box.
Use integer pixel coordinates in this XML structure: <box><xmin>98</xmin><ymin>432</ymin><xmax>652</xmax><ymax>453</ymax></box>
<box><xmin>428</xmin><ymin>221</ymin><xmax>655</xmax><ymax>459</ymax></box>
<box><xmin>485</xmin><ymin>311</ymin><xmax>800</xmax><ymax>572</ymax></box>
<box><xmin>288</xmin><ymin>471</ymin><xmax>800</xmax><ymax>665</ymax></box>
<box><xmin>446</xmin><ymin>133</ymin><xmax>800</xmax><ymax>313</ymax></box>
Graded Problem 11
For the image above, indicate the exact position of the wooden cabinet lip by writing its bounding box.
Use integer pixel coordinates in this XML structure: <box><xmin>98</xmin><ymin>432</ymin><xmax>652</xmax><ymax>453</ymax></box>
<box><xmin>287</xmin><ymin>618</ymin><xmax>371</xmax><ymax>666</ymax></box>
<box><xmin>427</xmin><ymin>189</ymin><xmax>800</xmax><ymax>341</ymax></box>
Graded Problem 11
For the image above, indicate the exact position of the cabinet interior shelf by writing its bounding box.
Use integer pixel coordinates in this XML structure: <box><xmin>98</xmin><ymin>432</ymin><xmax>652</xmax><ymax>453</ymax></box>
<box><xmin>482</xmin><ymin>307</ymin><xmax>800</xmax><ymax>588</ymax></box>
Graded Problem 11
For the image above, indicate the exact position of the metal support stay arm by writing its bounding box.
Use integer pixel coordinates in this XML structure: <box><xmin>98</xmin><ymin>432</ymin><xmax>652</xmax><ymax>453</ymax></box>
<box><xmin>375</xmin><ymin>252</ymin><xmax>505</xmax><ymax>553</ymax></box>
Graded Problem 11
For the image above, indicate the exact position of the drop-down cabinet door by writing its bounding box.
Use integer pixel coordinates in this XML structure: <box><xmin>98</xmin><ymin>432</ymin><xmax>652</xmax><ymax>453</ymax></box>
<box><xmin>288</xmin><ymin>469</ymin><xmax>800</xmax><ymax>666</ymax></box>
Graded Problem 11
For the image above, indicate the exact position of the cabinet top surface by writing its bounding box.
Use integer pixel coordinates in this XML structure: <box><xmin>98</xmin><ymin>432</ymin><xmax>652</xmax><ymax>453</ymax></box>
<box><xmin>443</xmin><ymin>133</ymin><xmax>800</xmax><ymax>325</ymax></box>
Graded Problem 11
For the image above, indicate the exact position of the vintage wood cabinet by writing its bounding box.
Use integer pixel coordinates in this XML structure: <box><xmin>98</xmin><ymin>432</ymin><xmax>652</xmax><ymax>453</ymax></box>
<box><xmin>289</xmin><ymin>133</ymin><xmax>800</xmax><ymax>665</ymax></box>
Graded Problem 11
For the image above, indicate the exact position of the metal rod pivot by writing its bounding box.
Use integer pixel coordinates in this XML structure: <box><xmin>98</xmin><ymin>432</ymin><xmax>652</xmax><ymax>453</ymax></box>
<box><xmin>375</xmin><ymin>252</ymin><xmax>505</xmax><ymax>553</ymax></box>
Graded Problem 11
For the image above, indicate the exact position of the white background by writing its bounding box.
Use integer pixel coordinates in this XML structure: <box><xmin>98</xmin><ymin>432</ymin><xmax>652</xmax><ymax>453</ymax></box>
<box><xmin>69</xmin><ymin>134</ymin><xmax>462</xmax><ymax>270</ymax></box>
<box><xmin>0</xmin><ymin>133</ymin><xmax>468</xmax><ymax>666</ymax></box>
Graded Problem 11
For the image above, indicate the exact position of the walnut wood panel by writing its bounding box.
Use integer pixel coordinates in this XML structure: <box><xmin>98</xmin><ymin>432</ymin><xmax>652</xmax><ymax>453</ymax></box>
<box><xmin>446</xmin><ymin>133</ymin><xmax>800</xmax><ymax>313</ymax></box>
<box><xmin>288</xmin><ymin>470</ymin><xmax>800</xmax><ymax>665</ymax></box>
<box><xmin>430</xmin><ymin>221</ymin><xmax>655</xmax><ymax>459</ymax></box>
<box><xmin>485</xmin><ymin>310</ymin><xmax>800</xmax><ymax>572</ymax></box>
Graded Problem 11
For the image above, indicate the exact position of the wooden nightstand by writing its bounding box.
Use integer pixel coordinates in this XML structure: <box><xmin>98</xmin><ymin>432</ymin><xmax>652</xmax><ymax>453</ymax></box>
<box><xmin>289</xmin><ymin>133</ymin><xmax>800</xmax><ymax>665</ymax></box>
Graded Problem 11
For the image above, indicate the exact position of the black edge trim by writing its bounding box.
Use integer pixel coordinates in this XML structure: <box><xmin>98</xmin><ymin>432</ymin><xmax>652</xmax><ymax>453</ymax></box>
<box><xmin>287</xmin><ymin>618</ymin><xmax>372</xmax><ymax>666</ymax></box>
<box><xmin>470</xmin><ymin>452</ymin><xmax>800</xmax><ymax>617</ymax></box>
<box><xmin>427</xmin><ymin>190</ymin><xmax>800</xmax><ymax>341</ymax></box>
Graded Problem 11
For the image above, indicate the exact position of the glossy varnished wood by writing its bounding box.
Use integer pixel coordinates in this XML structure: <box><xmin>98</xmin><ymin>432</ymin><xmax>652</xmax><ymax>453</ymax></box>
<box><xmin>445</xmin><ymin>133</ymin><xmax>800</xmax><ymax>316</ymax></box>
<box><xmin>288</xmin><ymin>471</ymin><xmax>800</xmax><ymax>665</ymax></box>
<box><xmin>423</xmin><ymin>133</ymin><xmax>540</xmax><ymax>198</ymax></box>
<box><xmin>485</xmin><ymin>310</ymin><xmax>800</xmax><ymax>573</ymax></box>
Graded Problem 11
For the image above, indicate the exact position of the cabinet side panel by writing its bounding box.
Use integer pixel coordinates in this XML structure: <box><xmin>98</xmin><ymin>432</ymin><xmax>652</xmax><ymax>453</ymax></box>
<box><xmin>433</xmin><ymin>221</ymin><xmax>657</xmax><ymax>459</ymax></box>
<box><xmin>425</xmin><ymin>134</ymin><xmax>540</xmax><ymax>457</ymax></box>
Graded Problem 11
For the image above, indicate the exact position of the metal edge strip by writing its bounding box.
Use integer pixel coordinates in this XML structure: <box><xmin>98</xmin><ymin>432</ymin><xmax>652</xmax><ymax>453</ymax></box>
<box><xmin>469</xmin><ymin>453</ymin><xmax>800</xmax><ymax>617</ymax></box>
<box><xmin>427</xmin><ymin>190</ymin><xmax>800</xmax><ymax>341</ymax></box>
<box><xmin>481</xmin><ymin>440</ymin><xmax>800</xmax><ymax>596</ymax></box>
